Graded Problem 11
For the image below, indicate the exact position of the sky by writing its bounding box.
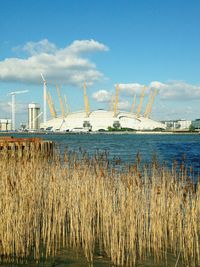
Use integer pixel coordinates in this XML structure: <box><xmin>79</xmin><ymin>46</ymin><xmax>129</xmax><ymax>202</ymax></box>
<box><xmin>0</xmin><ymin>0</ymin><xmax>200</xmax><ymax>126</ymax></box>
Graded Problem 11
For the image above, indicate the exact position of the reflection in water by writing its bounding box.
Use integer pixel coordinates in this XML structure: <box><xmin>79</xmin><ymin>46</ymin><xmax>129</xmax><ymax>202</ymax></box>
<box><xmin>0</xmin><ymin>249</ymin><xmax>183</xmax><ymax>267</ymax></box>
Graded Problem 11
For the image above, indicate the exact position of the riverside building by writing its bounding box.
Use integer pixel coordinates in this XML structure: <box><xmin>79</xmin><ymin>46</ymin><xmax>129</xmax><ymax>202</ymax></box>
<box><xmin>28</xmin><ymin>103</ymin><xmax>41</xmax><ymax>130</ymax></box>
<box><xmin>0</xmin><ymin>119</ymin><xmax>12</xmax><ymax>131</ymax></box>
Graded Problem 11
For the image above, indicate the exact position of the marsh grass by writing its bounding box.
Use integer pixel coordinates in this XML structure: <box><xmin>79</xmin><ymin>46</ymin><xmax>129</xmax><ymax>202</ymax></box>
<box><xmin>0</xmin><ymin>148</ymin><xmax>199</xmax><ymax>266</ymax></box>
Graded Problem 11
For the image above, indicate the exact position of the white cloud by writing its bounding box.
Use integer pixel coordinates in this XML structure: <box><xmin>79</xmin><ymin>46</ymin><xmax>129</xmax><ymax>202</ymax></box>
<box><xmin>0</xmin><ymin>39</ymin><xmax>109</xmax><ymax>86</ymax></box>
<box><xmin>92</xmin><ymin>89</ymin><xmax>130</xmax><ymax>111</ymax></box>
<box><xmin>118</xmin><ymin>83</ymin><xmax>145</xmax><ymax>96</ymax></box>
<box><xmin>149</xmin><ymin>81</ymin><xmax>166</xmax><ymax>90</ymax></box>
<box><xmin>117</xmin><ymin>81</ymin><xmax>200</xmax><ymax>101</ymax></box>
<box><xmin>118</xmin><ymin>100</ymin><xmax>130</xmax><ymax>110</ymax></box>
<box><xmin>65</xmin><ymin>39</ymin><xmax>109</xmax><ymax>54</ymax></box>
<box><xmin>22</xmin><ymin>39</ymin><xmax>57</xmax><ymax>55</ymax></box>
<box><xmin>92</xmin><ymin>90</ymin><xmax>112</xmax><ymax>102</ymax></box>
<box><xmin>150</xmin><ymin>80</ymin><xmax>200</xmax><ymax>100</ymax></box>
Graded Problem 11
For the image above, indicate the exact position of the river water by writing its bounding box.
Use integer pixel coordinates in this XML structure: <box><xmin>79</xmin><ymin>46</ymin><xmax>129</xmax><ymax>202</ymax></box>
<box><xmin>0</xmin><ymin>132</ymin><xmax>199</xmax><ymax>266</ymax></box>
<box><xmin>3</xmin><ymin>132</ymin><xmax>200</xmax><ymax>177</ymax></box>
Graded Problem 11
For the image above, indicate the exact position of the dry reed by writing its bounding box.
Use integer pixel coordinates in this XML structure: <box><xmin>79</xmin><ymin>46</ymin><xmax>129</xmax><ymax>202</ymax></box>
<box><xmin>0</xmin><ymin>147</ymin><xmax>199</xmax><ymax>266</ymax></box>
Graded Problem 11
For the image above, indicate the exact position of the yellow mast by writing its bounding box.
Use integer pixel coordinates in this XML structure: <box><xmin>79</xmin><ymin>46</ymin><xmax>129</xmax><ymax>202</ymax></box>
<box><xmin>137</xmin><ymin>86</ymin><xmax>146</xmax><ymax>117</ymax></box>
<box><xmin>64</xmin><ymin>95</ymin><xmax>70</xmax><ymax>115</ymax></box>
<box><xmin>46</xmin><ymin>92</ymin><xmax>53</xmax><ymax>118</ymax></box>
<box><xmin>56</xmin><ymin>85</ymin><xmax>65</xmax><ymax>117</ymax></box>
<box><xmin>83</xmin><ymin>81</ymin><xmax>90</xmax><ymax>117</ymax></box>
<box><xmin>109</xmin><ymin>95</ymin><xmax>115</xmax><ymax>111</ymax></box>
<box><xmin>130</xmin><ymin>94</ymin><xmax>136</xmax><ymax>113</ymax></box>
<box><xmin>144</xmin><ymin>91</ymin><xmax>153</xmax><ymax>117</ymax></box>
<box><xmin>114</xmin><ymin>84</ymin><xmax>119</xmax><ymax>117</ymax></box>
<box><xmin>47</xmin><ymin>91</ymin><xmax>57</xmax><ymax>118</ymax></box>
<box><xmin>49</xmin><ymin>92</ymin><xmax>57</xmax><ymax>118</ymax></box>
<box><xmin>145</xmin><ymin>89</ymin><xmax>157</xmax><ymax>118</ymax></box>
<box><xmin>86</xmin><ymin>95</ymin><xmax>90</xmax><ymax>114</ymax></box>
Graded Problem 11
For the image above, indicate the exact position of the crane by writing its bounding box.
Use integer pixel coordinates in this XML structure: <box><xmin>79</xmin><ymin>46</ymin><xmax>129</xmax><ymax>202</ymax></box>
<box><xmin>41</xmin><ymin>73</ymin><xmax>47</xmax><ymax>124</ymax></box>
<box><xmin>130</xmin><ymin>94</ymin><xmax>136</xmax><ymax>113</ymax></box>
<box><xmin>113</xmin><ymin>84</ymin><xmax>119</xmax><ymax>117</ymax></box>
<box><xmin>8</xmin><ymin>90</ymin><xmax>29</xmax><ymax>131</ymax></box>
<box><xmin>137</xmin><ymin>86</ymin><xmax>146</xmax><ymax>117</ymax></box>
<box><xmin>83</xmin><ymin>81</ymin><xmax>90</xmax><ymax>117</ymax></box>
<box><xmin>56</xmin><ymin>85</ymin><xmax>65</xmax><ymax>117</ymax></box>
<box><xmin>144</xmin><ymin>89</ymin><xmax>157</xmax><ymax>118</ymax></box>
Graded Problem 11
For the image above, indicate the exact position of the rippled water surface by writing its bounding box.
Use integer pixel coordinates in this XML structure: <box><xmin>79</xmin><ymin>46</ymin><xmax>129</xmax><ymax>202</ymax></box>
<box><xmin>3</xmin><ymin>132</ymin><xmax>200</xmax><ymax>174</ymax></box>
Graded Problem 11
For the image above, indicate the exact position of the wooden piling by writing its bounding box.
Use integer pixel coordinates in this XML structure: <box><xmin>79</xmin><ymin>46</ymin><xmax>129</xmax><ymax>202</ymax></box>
<box><xmin>0</xmin><ymin>136</ymin><xmax>54</xmax><ymax>158</ymax></box>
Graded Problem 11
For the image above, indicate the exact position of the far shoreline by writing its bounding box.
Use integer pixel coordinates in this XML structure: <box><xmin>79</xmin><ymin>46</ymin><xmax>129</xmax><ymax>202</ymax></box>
<box><xmin>0</xmin><ymin>130</ymin><xmax>200</xmax><ymax>136</ymax></box>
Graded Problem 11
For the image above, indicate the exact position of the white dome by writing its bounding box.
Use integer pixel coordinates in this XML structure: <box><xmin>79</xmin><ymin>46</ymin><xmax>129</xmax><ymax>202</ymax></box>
<box><xmin>40</xmin><ymin>110</ymin><xmax>166</xmax><ymax>132</ymax></box>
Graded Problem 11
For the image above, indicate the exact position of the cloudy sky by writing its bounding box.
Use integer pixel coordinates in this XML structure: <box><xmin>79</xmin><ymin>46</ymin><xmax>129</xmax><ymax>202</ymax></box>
<box><xmin>1</xmin><ymin>0</ymin><xmax>200</xmax><ymax>125</ymax></box>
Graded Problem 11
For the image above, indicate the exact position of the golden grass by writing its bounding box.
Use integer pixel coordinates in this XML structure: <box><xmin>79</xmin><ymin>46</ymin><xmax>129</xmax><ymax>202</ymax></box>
<box><xmin>0</xmin><ymin>148</ymin><xmax>199</xmax><ymax>266</ymax></box>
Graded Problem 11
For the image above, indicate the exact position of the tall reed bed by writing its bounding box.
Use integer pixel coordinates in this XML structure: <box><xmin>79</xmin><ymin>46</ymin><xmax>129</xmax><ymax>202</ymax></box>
<box><xmin>0</xmin><ymin>148</ymin><xmax>199</xmax><ymax>266</ymax></box>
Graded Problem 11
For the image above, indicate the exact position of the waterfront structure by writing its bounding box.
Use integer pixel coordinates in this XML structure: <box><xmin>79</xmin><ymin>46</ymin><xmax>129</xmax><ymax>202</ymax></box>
<box><xmin>40</xmin><ymin>110</ymin><xmax>166</xmax><ymax>132</ymax></box>
<box><xmin>28</xmin><ymin>103</ymin><xmax>41</xmax><ymax>130</ymax></box>
<box><xmin>0</xmin><ymin>136</ymin><xmax>53</xmax><ymax>157</ymax></box>
<box><xmin>0</xmin><ymin>119</ymin><xmax>12</xmax><ymax>131</ymax></box>
<box><xmin>40</xmin><ymin>81</ymin><xmax>165</xmax><ymax>132</ymax></box>
<box><xmin>191</xmin><ymin>119</ymin><xmax>200</xmax><ymax>130</ymax></box>
<box><xmin>178</xmin><ymin>119</ymin><xmax>192</xmax><ymax>130</ymax></box>
<box><xmin>163</xmin><ymin>119</ymin><xmax>191</xmax><ymax>130</ymax></box>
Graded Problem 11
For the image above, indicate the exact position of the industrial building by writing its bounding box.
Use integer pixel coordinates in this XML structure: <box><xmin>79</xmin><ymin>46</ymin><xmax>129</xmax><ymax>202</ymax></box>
<box><xmin>163</xmin><ymin>119</ymin><xmax>192</xmax><ymax>130</ymax></box>
<box><xmin>0</xmin><ymin>119</ymin><xmax>12</xmax><ymax>131</ymax></box>
<box><xmin>40</xmin><ymin>78</ymin><xmax>166</xmax><ymax>132</ymax></box>
<box><xmin>191</xmin><ymin>119</ymin><xmax>200</xmax><ymax>130</ymax></box>
<box><xmin>28</xmin><ymin>103</ymin><xmax>41</xmax><ymax>130</ymax></box>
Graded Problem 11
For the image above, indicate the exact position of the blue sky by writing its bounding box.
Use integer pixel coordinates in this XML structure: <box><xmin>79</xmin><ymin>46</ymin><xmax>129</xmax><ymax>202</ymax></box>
<box><xmin>0</xmin><ymin>0</ymin><xmax>200</xmax><ymax>125</ymax></box>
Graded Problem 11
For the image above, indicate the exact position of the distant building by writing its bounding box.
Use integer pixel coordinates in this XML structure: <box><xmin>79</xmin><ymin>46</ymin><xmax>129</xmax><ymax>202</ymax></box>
<box><xmin>163</xmin><ymin>119</ymin><xmax>191</xmax><ymax>130</ymax></box>
<box><xmin>28</xmin><ymin>103</ymin><xmax>41</xmax><ymax>130</ymax></box>
<box><xmin>178</xmin><ymin>119</ymin><xmax>192</xmax><ymax>130</ymax></box>
<box><xmin>191</xmin><ymin>119</ymin><xmax>200</xmax><ymax>130</ymax></box>
<box><xmin>0</xmin><ymin>119</ymin><xmax>12</xmax><ymax>131</ymax></box>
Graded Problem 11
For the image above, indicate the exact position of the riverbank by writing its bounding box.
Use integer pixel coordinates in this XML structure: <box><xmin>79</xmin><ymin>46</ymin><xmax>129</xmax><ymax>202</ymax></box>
<box><xmin>0</xmin><ymin>130</ymin><xmax>200</xmax><ymax>135</ymax></box>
